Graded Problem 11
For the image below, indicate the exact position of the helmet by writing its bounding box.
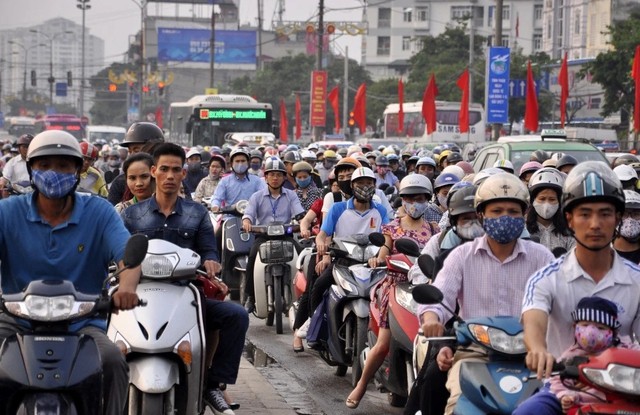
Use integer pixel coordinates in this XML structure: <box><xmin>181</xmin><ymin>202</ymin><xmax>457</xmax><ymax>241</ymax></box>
<box><xmin>612</xmin><ymin>153</ymin><xmax>639</xmax><ymax>168</ymax></box>
<box><xmin>474</xmin><ymin>173</ymin><xmax>529</xmax><ymax>212</ymax></box>
<box><xmin>334</xmin><ymin>157</ymin><xmax>361</xmax><ymax>173</ymax></box>
<box><xmin>79</xmin><ymin>141</ymin><xmax>99</xmax><ymax>159</ymax></box>
<box><xmin>519</xmin><ymin>161</ymin><xmax>543</xmax><ymax>178</ymax></box>
<box><xmin>613</xmin><ymin>164</ymin><xmax>638</xmax><ymax>181</ymax></box>
<box><xmin>285</xmin><ymin>144</ymin><xmax>299</xmax><ymax>152</ymax></box>
<box><xmin>263</xmin><ymin>156</ymin><xmax>287</xmax><ymax>174</ymax></box>
<box><xmin>355</xmin><ymin>156</ymin><xmax>371</xmax><ymax>169</ymax></box>
<box><xmin>376</xmin><ymin>155</ymin><xmax>389</xmax><ymax>166</ymax></box>
<box><xmin>351</xmin><ymin>167</ymin><xmax>376</xmax><ymax>182</ymax></box>
<box><xmin>438</xmin><ymin>150</ymin><xmax>452</xmax><ymax>165</ymax></box>
<box><xmin>434</xmin><ymin>172</ymin><xmax>460</xmax><ymax>191</ymax></box>
<box><xmin>323</xmin><ymin>150</ymin><xmax>337</xmax><ymax>159</ymax></box>
<box><xmin>441</xmin><ymin>165</ymin><xmax>465</xmax><ymax>180</ymax></box>
<box><xmin>624</xmin><ymin>189</ymin><xmax>640</xmax><ymax>210</ymax></box>
<box><xmin>406</xmin><ymin>156</ymin><xmax>420</xmax><ymax>166</ymax></box>
<box><xmin>457</xmin><ymin>161</ymin><xmax>475</xmax><ymax>175</ymax></box>
<box><xmin>472</xmin><ymin>167</ymin><xmax>505</xmax><ymax>186</ymax></box>
<box><xmin>283</xmin><ymin>151</ymin><xmax>302</xmax><ymax>163</ymax></box>
<box><xmin>122</xmin><ymin>122</ymin><xmax>164</xmax><ymax>146</ymax></box>
<box><xmin>382</xmin><ymin>147</ymin><xmax>395</xmax><ymax>156</ymax></box>
<box><xmin>292</xmin><ymin>161</ymin><xmax>313</xmax><ymax>175</ymax></box>
<box><xmin>448</xmin><ymin>184</ymin><xmax>477</xmax><ymax>217</ymax></box>
<box><xmin>2</xmin><ymin>143</ymin><xmax>12</xmax><ymax>151</ymax></box>
<box><xmin>186</xmin><ymin>147</ymin><xmax>201</xmax><ymax>159</ymax></box>
<box><xmin>416</xmin><ymin>156</ymin><xmax>436</xmax><ymax>168</ymax></box>
<box><xmin>528</xmin><ymin>167</ymin><xmax>565</xmax><ymax>195</ymax></box>
<box><xmin>542</xmin><ymin>159</ymin><xmax>557</xmax><ymax>168</ymax></box>
<box><xmin>16</xmin><ymin>134</ymin><xmax>34</xmax><ymax>147</ymax></box>
<box><xmin>530</xmin><ymin>149</ymin><xmax>550</xmax><ymax>163</ymax></box>
<box><xmin>556</xmin><ymin>154</ymin><xmax>578</xmax><ymax>171</ymax></box>
<box><xmin>399</xmin><ymin>174</ymin><xmax>433</xmax><ymax>198</ymax></box>
<box><xmin>337</xmin><ymin>148</ymin><xmax>348</xmax><ymax>157</ymax></box>
<box><xmin>387</xmin><ymin>154</ymin><xmax>399</xmax><ymax>162</ymax></box>
<box><xmin>493</xmin><ymin>159</ymin><xmax>514</xmax><ymax>172</ymax></box>
<box><xmin>27</xmin><ymin>130</ymin><xmax>83</xmax><ymax>167</ymax></box>
<box><xmin>210</xmin><ymin>154</ymin><xmax>226</xmax><ymax>169</ymax></box>
<box><xmin>250</xmin><ymin>149</ymin><xmax>263</xmax><ymax>161</ymax></box>
<box><xmin>377</xmin><ymin>145</ymin><xmax>386</xmax><ymax>151</ymax></box>
<box><xmin>301</xmin><ymin>149</ymin><xmax>317</xmax><ymax>161</ymax></box>
<box><xmin>277</xmin><ymin>144</ymin><xmax>287</xmax><ymax>153</ymax></box>
<box><xmin>365</xmin><ymin>151</ymin><xmax>377</xmax><ymax>160</ymax></box>
<box><xmin>229</xmin><ymin>148</ymin><xmax>250</xmax><ymax>163</ymax></box>
<box><xmin>562</xmin><ymin>161</ymin><xmax>625</xmax><ymax>213</ymax></box>
<box><xmin>200</xmin><ymin>150</ymin><xmax>212</xmax><ymax>166</ymax></box>
<box><xmin>264</xmin><ymin>147</ymin><xmax>279</xmax><ymax>157</ymax></box>
<box><xmin>446</xmin><ymin>152</ymin><xmax>463</xmax><ymax>164</ymax></box>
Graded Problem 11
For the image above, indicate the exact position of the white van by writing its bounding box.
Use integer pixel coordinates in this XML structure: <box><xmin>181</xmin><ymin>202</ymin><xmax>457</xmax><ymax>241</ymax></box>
<box><xmin>85</xmin><ymin>125</ymin><xmax>126</xmax><ymax>144</ymax></box>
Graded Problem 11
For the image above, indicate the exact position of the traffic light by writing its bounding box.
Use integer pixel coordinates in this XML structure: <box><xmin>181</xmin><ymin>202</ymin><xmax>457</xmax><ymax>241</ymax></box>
<box><xmin>142</xmin><ymin>85</ymin><xmax>150</xmax><ymax>94</ymax></box>
<box><xmin>158</xmin><ymin>81</ymin><xmax>165</xmax><ymax>96</ymax></box>
<box><xmin>348</xmin><ymin>111</ymin><xmax>356</xmax><ymax>135</ymax></box>
<box><xmin>30</xmin><ymin>70</ymin><xmax>36</xmax><ymax>87</ymax></box>
<box><xmin>108</xmin><ymin>83</ymin><xmax>117</xmax><ymax>92</ymax></box>
<box><xmin>67</xmin><ymin>71</ymin><xmax>73</xmax><ymax>87</ymax></box>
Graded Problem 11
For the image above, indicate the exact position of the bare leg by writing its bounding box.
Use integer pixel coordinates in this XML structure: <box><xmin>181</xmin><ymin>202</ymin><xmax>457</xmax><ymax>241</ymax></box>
<box><xmin>346</xmin><ymin>328</ymin><xmax>392</xmax><ymax>404</ymax></box>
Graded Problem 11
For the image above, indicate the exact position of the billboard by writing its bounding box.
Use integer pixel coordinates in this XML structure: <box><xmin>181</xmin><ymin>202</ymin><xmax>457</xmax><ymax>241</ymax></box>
<box><xmin>309</xmin><ymin>71</ymin><xmax>327</xmax><ymax>127</ymax></box>
<box><xmin>157</xmin><ymin>27</ymin><xmax>256</xmax><ymax>64</ymax></box>
<box><xmin>485</xmin><ymin>47</ymin><xmax>510</xmax><ymax>124</ymax></box>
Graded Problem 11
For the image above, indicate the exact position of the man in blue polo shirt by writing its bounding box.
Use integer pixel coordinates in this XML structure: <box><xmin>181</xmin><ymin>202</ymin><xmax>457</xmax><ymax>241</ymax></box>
<box><xmin>121</xmin><ymin>143</ymin><xmax>248</xmax><ymax>415</ymax></box>
<box><xmin>0</xmin><ymin>130</ymin><xmax>141</xmax><ymax>415</ymax></box>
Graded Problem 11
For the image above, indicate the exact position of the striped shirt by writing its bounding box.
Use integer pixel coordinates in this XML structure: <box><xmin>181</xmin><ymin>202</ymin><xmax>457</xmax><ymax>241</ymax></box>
<box><xmin>417</xmin><ymin>235</ymin><xmax>554</xmax><ymax>324</ymax></box>
<box><xmin>522</xmin><ymin>249</ymin><xmax>640</xmax><ymax>356</ymax></box>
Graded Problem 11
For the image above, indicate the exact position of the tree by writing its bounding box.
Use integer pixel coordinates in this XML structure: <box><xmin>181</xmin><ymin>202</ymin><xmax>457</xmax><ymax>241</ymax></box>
<box><xmin>508</xmin><ymin>49</ymin><xmax>553</xmax><ymax>128</ymax></box>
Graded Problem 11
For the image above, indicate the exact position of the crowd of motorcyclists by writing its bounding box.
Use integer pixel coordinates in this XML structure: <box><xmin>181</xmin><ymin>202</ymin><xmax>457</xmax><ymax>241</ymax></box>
<box><xmin>2</xmin><ymin>124</ymin><xmax>640</xmax><ymax>415</ymax></box>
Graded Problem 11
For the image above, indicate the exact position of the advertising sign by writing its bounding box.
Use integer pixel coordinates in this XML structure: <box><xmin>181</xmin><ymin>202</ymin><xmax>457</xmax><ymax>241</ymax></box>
<box><xmin>486</xmin><ymin>47</ymin><xmax>510</xmax><ymax>124</ymax></box>
<box><xmin>309</xmin><ymin>71</ymin><xmax>327</xmax><ymax>127</ymax></box>
<box><xmin>157</xmin><ymin>28</ymin><xmax>256</xmax><ymax>64</ymax></box>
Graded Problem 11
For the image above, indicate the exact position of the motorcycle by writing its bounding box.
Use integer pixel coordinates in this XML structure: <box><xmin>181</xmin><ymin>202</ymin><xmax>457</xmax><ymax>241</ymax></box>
<box><xmin>250</xmin><ymin>222</ymin><xmax>300</xmax><ymax>334</ymax></box>
<box><xmin>412</xmin><ymin>283</ymin><xmax>542</xmax><ymax>414</ymax></box>
<box><xmin>107</xmin><ymin>239</ymin><xmax>207</xmax><ymax>415</ymax></box>
<box><xmin>364</xmin><ymin>234</ymin><xmax>422</xmax><ymax>406</ymax></box>
<box><xmin>4</xmin><ymin>179</ymin><xmax>33</xmax><ymax>196</ymax></box>
<box><xmin>289</xmin><ymin>236</ymin><xmax>316</xmax><ymax>331</ymax></box>
<box><xmin>0</xmin><ymin>234</ymin><xmax>148</xmax><ymax>415</ymax></box>
<box><xmin>314</xmin><ymin>234</ymin><xmax>385</xmax><ymax>383</ymax></box>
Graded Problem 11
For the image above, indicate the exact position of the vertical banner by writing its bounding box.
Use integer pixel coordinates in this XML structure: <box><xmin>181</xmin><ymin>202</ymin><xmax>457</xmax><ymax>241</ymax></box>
<box><xmin>280</xmin><ymin>99</ymin><xmax>288</xmax><ymax>143</ymax></box>
<box><xmin>309</xmin><ymin>70</ymin><xmax>327</xmax><ymax>127</ymax></box>
<box><xmin>295</xmin><ymin>94</ymin><xmax>302</xmax><ymax>140</ymax></box>
<box><xmin>485</xmin><ymin>47</ymin><xmax>511</xmax><ymax>124</ymax></box>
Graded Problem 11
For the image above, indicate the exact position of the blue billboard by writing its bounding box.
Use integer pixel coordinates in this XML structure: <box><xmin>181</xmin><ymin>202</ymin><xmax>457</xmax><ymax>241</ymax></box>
<box><xmin>157</xmin><ymin>28</ymin><xmax>256</xmax><ymax>64</ymax></box>
<box><xmin>486</xmin><ymin>47</ymin><xmax>510</xmax><ymax>124</ymax></box>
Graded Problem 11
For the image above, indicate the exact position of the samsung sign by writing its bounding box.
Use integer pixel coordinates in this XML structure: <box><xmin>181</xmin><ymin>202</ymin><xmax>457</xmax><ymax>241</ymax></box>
<box><xmin>157</xmin><ymin>28</ymin><xmax>256</xmax><ymax>64</ymax></box>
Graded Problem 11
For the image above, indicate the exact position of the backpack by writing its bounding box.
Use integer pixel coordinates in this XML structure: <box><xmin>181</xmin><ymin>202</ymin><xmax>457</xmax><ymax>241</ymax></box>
<box><xmin>306</xmin><ymin>290</ymin><xmax>330</xmax><ymax>348</ymax></box>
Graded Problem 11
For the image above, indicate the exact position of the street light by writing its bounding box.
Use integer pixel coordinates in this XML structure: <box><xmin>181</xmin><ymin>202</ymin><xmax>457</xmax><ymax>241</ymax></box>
<box><xmin>29</xmin><ymin>29</ymin><xmax>73</xmax><ymax>106</ymax></box>
<box><xmin>77</xmin><ymin>0</ymin><xmax>91</xmax><ymax>118</ymax></box>
<box><xmin>8</xmin><ymin>40</ymin><xmax>45</xmax><ymax>102</ymax></box>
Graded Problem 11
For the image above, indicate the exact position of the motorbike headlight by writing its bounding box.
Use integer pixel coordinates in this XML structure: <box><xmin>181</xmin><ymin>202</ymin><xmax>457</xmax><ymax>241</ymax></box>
<box><xmin>236</xmin><ymin>200</ymin><xmax>248</xmax><ymax>214</ymax></box>
<box><xmin>395</xmin><ymin>286</ymin><xmax>417</xmax><ymax>314</ymax></box>
<box><xmin>333</xmin><ymin>266</ymin><xmax>357</xmax><ymax>293</ymax></box>
<box><xmin>267</xmin><ymin>224</ymin><xmax>285</xmax><ymax>236</ymax></box>
<box><xmin>364</xmin><ymin>245</ymin><xmax>380</xmax><ymax>261</ymax></box>
<box><xmin>4</xmin><ymin>295</ymin><xmax>95</xmax><ymax>321</ymax></box>
<box><xmin>141</xmin><ymin>254</ymin><xmax>179</xmax><ymax>278</ymax></box>
<box><xmin>583</xmin><ymin>364</ymin><xmax>640</xmax><ymax>396</ymax></box>
<box><xmin>468</xmin><ymin>324</ymin><xmax>526</xmax><ymax>354</ymax></box>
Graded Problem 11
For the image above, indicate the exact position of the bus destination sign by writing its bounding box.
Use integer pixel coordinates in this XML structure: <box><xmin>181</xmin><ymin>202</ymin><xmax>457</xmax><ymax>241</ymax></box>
<box><xmin>199</xmin><ymin>109</ymin><xmax>267</xmax><ymax>120</ymax></box>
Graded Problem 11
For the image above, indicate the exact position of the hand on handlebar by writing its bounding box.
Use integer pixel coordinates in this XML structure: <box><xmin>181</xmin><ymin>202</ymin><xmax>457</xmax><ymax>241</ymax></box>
<box><xmin>112</xmin><ymin>289</ymin><xmax>140</xmax><ymax>311</ymax></box>
<box><xmin>436</xmin><ymin>346</ymin><xmax>454</xmax><ymax>371</ymax></box>
<box><xmin>242</xmin><ymin>220</ymin><xmax>252</xmax><ymax>233</ymax></box>
<box><xmin>211</xmin><ymin>205</ymin><xmax>220</xmax><ymax>213</ymax></box>
<box><xmin>315</xmin><ymin>255</ymin><xmax>330</xmax><ymax>274</ymax></box>
<box><xmin>525</xmin><ymin>347</ymin><xmax>556</xmax><ymax>380</ymax></box>
<box><xmin>301</xmin><ymin>228</ymin><xmax>311</xmax><ymax>239</ymax></box>
<box><xmin>368</xmin><ymin>257</ymin><xmax>382</xmax><ymax>268</ymax></box>
<box><xmin>204</xmin><ymin>260</ymin><xmax>222</xmax><ymax>278</ymax></box>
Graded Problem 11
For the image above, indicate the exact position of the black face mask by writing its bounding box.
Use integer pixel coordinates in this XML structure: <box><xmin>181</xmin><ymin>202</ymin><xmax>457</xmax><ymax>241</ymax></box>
<box><xmin>338</xmin><ymin>180</ymin><xmax>353</xmax><ymax>197</ymax></box>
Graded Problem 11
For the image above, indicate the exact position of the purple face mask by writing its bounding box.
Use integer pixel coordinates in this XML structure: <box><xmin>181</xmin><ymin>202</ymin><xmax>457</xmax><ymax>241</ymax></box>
<box><xmin>574</xmin><ymin>323</ymin><xmax>614</xmax><ymax>353</ymax></box>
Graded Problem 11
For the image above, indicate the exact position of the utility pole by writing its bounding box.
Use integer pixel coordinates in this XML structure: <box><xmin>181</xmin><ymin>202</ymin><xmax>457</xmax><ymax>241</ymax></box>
<box><xmin>492</xmin><ymin>0</ymin><xmax>504</xmax><ymax>139</ymax></box>
<box><xmin>313</xmin><ymin>0</ymin><xmax>325</xmax><ymax>141</ymax></box>
<box><xmin>77</xmin><ymin>0</ymin><xmax>91</xmax><ymax>118</ymax></box>
<box><xmin>257</xmin><ymin>0</ymin><xmax>263</xmax><ymax>71</ymax></box>
<box><xmin>210</xmin><ymin>5</ymin><xmax>216</xmax><ymax>88</ymax></box>
<box><xmin>343</xmin><ymin>47</ymin><xmax>349</xmax><ymax>136</ymax></box>
<box><xmin>469</xmin><ymin>1</ymin><xmax>475</xmax><ymax>106</ymax></box>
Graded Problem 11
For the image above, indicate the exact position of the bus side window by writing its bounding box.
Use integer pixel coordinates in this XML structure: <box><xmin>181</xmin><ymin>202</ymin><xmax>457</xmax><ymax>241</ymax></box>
<box><xmin>186</xmin><ymin>115</ymin><xmax>194</xmax><ymax>134</ymax></box>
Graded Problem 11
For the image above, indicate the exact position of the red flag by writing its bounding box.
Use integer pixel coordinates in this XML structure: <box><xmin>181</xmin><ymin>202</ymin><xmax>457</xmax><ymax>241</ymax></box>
<box><xmin>398</xmin><ymin>79</ymin><xmax>404</xmax><ymax>133</ymax></box>
<box><xmin>279</xmin><ymin>99</ymin><xmax>288</xmax><ymax>143</ymax></box>
<box><xmin>327</xmin><ymin>86</ymin><xmax>340</xmax><ymax>134</ymax></box>
<box><xmin>456</xmin><ymin>69</ymin><xmax>470</xmax><ymax>133</ymax></box>
<box><xmin>559</xmin><ymin>52</ymin><xmax>569</xmax><ymax>128</ymax></box>
<box><xmin>155</xmin><ymin>106</ymin><xmax>163</xmax><ymax>129</ymax></box>
<box><xmin>422</xmin><ymin>74</ymin><xmax>438</xmax><ymax>135</ymax></box>
<box><xmin>524</xmin><ymin>61</ymin><xmax>539</xmax><ymax>133</ymax></box>
<box><xmin>295</xmin><ymin>94</ymin><xmax>302</xmax><ymax>140</ymax></box>
<box><xmin>353</xmin><ymin>83</ymin><xmax>367</xmax><ymax>134</ymax></box>
<box><xmin>633</xmin><ymin>46</ymin><xmax>640</xmax><ymax>133</ymax></box>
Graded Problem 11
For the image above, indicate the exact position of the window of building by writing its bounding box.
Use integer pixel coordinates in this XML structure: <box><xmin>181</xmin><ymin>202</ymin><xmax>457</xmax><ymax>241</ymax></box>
<box><xmin>502</xmin><ymin>37</ymin><xmax>510</xmax><ymax>47</ymax></box>
<box><xmin>416</xmin><ymin>6</ymin><xmax>429</xmax><ymax>21</ymax></box>
<box><xmin>534</xmin><ymin>5</ymin><xmax>543</xmax><ymax>20</ymax></box>
<box><xmin>488</xmin><ymin>5</ymin><xmax>510</xmax><ymax>26</ymax></box>
<box><xmin>575</xmin><ymin>10</ymin><xmax>580</xmax><ymax>34</ymax></box>
<box><xmin>533</xmin><ymin>34</ymin><xmax>542</xmax><ymax>50</ymax></box>
<box><xmin>404</xmin><ymin>8</ymin><xmax>413</xmax><ymax>22</ymax></box>
<box><xmin>377</xmin><ymin>36</ymin><xmax>391</xmax><ymax>56</ymax></box>
<box><xmin>402</xmin><ymin>36</ymin><xmax>411</xmax><ymax>50</ymax></box>
<box><xmin>378</xmin><ymin>8</ymin><xmax>391</xmax><ymax>28</ymax></box>
<box><xmin>589</xmin><ymin>97</ymin><xmax>601</xmax><ymax>109</ymax></box>
<box><xmin>503</xmin><ymin>5</ymin><xmax>510</xmax><ymax>20</ymax></box>
<box><xmin>547</xmin><ymin>18</ymin><xmax>552</xmax><ymax>39</ymax></box>
<box><xmin>451</xmin><ymin>6</ymin><xmax>472</xmax><ymax>20</ymax></box>
<box><xmin>414</xmin><ymin>37</ymin><xmax>425</xmax><ymax>51</ymax></box>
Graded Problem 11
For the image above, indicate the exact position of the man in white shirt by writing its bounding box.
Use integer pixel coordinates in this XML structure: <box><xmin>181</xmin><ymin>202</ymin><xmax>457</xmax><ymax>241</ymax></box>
<box><xmin>1</xmin><ymin>134</ymin><xmax>32</xmax><ymax>197</ymax></box>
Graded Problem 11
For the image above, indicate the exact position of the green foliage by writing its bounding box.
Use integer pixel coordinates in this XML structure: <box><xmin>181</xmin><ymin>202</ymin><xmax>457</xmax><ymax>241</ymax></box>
<box><xmin>88</xmin><ymin>62</ymin><xmax>131</xmax><ymax>125</ymax></box>
<box><xmin>508</xmin><ymin>49</ymin><xmax>553</xmax><ymax>125</ymax></box>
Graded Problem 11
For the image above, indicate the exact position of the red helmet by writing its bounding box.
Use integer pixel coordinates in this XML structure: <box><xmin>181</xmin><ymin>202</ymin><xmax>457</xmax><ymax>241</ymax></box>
<box><xmin>79</xmin><ymin>141</ymin><xmax>99</xmax><ymax>160</ymax></box>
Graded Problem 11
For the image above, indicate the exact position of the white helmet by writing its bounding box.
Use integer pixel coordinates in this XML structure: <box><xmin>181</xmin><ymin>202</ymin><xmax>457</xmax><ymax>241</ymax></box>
<box><xmin>624</xmin><ymin>189</ymin><xmax>640</xmax><ymax>210</ymax></box>
<box><xmin>27</xmin><ymin>130</ymin><xmax>83</xmax><ymax>167</ymax></box>
<box><xmin>613</xmin><ymin>164</ymin><xmax>638</xmax><ymax>182</ymax></box>
<box><xmin>475</xmin><ymin>173</ymin><xmax>529</xmax><ymax>212</ymax></box>
<box><xmin>441</xmin><ymin>165</ymin><xmax>465</xmax><ymax>180</ymax></box>
<box><xmin>528</xmin><ymin>167</ymin><xmax>565</xmax><ymax>195</ymax></box>
<box><xmin>399</xmin><ymin>174</ymin><xmax>433</xmax><ymax>198</ymax></box>
<box><xmin>350</xmin><ymin>167</ymin><xmax>376</xmax><ymax>182</ymax></box>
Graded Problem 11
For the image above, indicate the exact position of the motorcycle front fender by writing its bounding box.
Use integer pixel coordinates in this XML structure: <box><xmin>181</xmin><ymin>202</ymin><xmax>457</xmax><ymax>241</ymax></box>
<box><xmin>129</xmin><ymin>356</ymin><xmax>180</xmax><ymax>394</ymax></box>
<box><xmin>344</xmin><ymin>298</ymin><xmax>370</xmax><ymax>320</ymax></box>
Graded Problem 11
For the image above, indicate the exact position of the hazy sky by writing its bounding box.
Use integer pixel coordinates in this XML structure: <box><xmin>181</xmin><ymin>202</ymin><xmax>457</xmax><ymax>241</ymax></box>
<box><xmin>0</xmin><ymin>0</ymin><xmax>364</xmax><ymax>63</ymax></box>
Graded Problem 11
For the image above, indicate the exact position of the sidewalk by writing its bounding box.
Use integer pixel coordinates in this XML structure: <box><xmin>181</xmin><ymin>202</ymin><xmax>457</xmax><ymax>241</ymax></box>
<box><xmin>223</xmin><ymin>357</ymin><xmax>299</xmax><ymax>415</ymax></box>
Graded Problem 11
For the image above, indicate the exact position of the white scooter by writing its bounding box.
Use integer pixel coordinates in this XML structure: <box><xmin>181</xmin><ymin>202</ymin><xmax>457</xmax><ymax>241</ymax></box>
<box><xmin>108</xmin><ymin>239</ymin><xmax>207</xmax><ymax>415</ymax></box>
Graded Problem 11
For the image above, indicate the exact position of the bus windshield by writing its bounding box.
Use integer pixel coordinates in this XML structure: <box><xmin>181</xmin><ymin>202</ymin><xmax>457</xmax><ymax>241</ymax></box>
<box><xmin>191</xmin><ymin>117</ymin><xmax>272</xmax><ymax>147</ymax></box>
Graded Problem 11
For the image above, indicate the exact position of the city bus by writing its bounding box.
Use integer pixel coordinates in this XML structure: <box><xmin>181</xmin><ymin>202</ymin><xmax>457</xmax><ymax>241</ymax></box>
<box><xmin>383</xmin><ymin>101</ymin><xmax>487</xmax><ymax>144</ymax></box>
<box><xmin>168</xmin><ymin>94</ymin><xmax>274</xmax><ymax>147</ymax></box>
<box><xmin>33</xmin><ymin>114</ymin><xmax>85</xmax><ymax>140</ymax></box>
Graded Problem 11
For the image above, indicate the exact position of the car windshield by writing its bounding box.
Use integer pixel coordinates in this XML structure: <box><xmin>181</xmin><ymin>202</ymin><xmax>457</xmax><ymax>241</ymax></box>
<box><xmin>511</xmin><ymin>149</ymin><xmax>608</xmax><ymax>174</ymax></box>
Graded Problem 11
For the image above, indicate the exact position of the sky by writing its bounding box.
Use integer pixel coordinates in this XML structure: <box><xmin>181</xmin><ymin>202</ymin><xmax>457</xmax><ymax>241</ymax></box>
<box><xmin>0</xmin><ymin>0</ymin><xmax>364</xmax><ymax>63</ymax></box>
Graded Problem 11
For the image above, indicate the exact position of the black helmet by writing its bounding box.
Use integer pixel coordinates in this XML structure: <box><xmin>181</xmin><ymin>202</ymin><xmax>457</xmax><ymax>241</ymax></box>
<box><xmin>200</xmin><ymin>150</ymin><xmax>212</xmax><ymax>166</ymax></box>
<box><xmin>555</xmin><ymin>154</ymin><xmax>578</xmax><ymax>171</ymax></box>
<box><xmin>562</xmin><ymin>161</ymin><xmax>625</xmax><ymax>214</ymax></box>
<box><xmin>16</xmin><ymin>134</ymin><xmax>34</xmax><ymax>147</ymax></box>
<box><xmin>250</xmin><ymin>149</ymin><xmax>263</xmax><ymax>161</ymax></box>
<box><xmin>446</xmin><ymin>152</ymin><xmax>463</xmax><ymax>164</ymax></box>
<box><xmin>283</xmin><ymin>150</ymin><xmax>302</xmax><ymax>163</ymax></box>
<box><xmin>448</xmin><ymin>184</ymin><xmax>477</xmax><ymax>217</ymax></box>
<box><xmin>264</xmin><ymin>156</ymin><xmax>287</xmax><ymax>174</ymax></box>
<box><xmin>375</xmin><ymin>155</ymin><xmax>389</xmax><ymax>166</ymax></box>
<box><xmin>122</xmin><ymin>122</ymin><xmax>164</xmax><ymax>147</ymax></box>
<box><xmin>530</xmin><ymin>149</ymin><xmax>550</xmax><ymax>163</ymax></box>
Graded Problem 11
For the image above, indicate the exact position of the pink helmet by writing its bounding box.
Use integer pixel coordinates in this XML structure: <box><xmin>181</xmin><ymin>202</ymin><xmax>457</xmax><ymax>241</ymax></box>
<box><xmin>519</xmin><ymin>161</ymin><xmax>543</xmax><ymax>178</ymax></box>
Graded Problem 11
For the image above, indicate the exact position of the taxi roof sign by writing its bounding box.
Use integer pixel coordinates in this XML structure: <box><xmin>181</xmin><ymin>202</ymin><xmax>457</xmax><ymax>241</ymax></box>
<box><xmin>540</xmin><ymin>129</ymin><xmax>567</xmax><ymax>140</ymax></box>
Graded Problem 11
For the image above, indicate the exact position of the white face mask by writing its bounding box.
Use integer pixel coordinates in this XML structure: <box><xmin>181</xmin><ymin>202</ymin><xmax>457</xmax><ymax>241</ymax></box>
<box><xmin>455</xmin><ymin>220</ymin><xmax>485</xmax><ymax>240</ymax></box>
<box><xmin>533</xmin><ymin>201</ymin><xmax>559</xmax><ymax>220</ymax></box>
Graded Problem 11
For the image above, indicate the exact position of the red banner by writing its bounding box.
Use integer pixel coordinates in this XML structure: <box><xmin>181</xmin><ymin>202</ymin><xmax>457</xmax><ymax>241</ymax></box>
<box><xmin>309</xmin><ymin>70</ymin><xmax>327</xmax><ymax>127</ymax></box>
<box><xmin>295</xmin><ymin>94</ymin><xmax>302</xmax><ymax>140</ymax></box>
<box><xmin>559</xmin><ymin>52</ymin><xmax>569</xmax><ymax>128</ymax></box>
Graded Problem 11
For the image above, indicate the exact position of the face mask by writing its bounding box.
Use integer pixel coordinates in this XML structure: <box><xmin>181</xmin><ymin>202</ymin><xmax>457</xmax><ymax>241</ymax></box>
<box><xmin>574</xmin><ymin>323</ymin><xmax>613</xmax><ymax>353</ymax></box>
<box><xmin>620</xmin><ymin>217</ymin><xmax>640</xmax><ymax>241</ymax></box>
<box><xmin>31</xmin><ymin>169</ymin><xmax>78</xmax><ymax>199</ymax></box>
<box><xmin>187</xmin><ymin>163</ymin><xmax>201</xmax><ymax>173</ymax></box>
<box><xmin>108</xmin><ymin>159</ymin><xmax>121</xmax><ymax>168</ymax></box>
<box><xmin>482</xmin><ymin>215</ymin><xmax>525</xmax><ymax>244</ymax></box>
<box><xmin>403</xmin><ymin>201</ymin><xmax>428</xmax><ymax>219</ymax></box>
<box><xmin>377</xmin><ymin>166</ymin><xmax>389</xmax><ymax>176</ymax></box>
<box><xmin>533</xmin><ymin>201</ymin><xmax>559</xmax><ymax>220</ymax></box>
<box><xmin>353</xmin><ymin>185</ymin><xmax>375</xmax><ymax>202</ymax></box>
<box><xmin>324</xmin><ymin>160</ymin><xmax>336</xmax><ymax>169</ymax></box>
<box><xmin>455</xmin><ymin>220</ymin><xmax>485</xmax><ymax>240</ymax></box>
<box><xmin>296</xmin><ymin>176</ymin><xmax>312</xmax><ymax>188</ymax></box>
<box><xmin>338</xmin><ymin>180</ymin><xmax>353</xmax><ymax>197</ymax></box>
<box><xmin>437</xmin><ymin>194</ymin><xmax>448</xmax><ymax>209</ymax></box>
<box><xmin>250</xmin><ymin>162</ymin><xmax>262</xmax><ymax>171</ymax></box>
<box><xmin>232</xmin><ymin>162</ymin><xmax>248</xmax><ymax>174</ymax></box>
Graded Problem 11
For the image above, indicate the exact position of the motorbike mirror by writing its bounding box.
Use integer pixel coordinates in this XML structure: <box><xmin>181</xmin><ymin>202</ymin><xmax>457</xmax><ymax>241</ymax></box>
<box><xmin>412</xmin><ymin>284</ymin><xmax>443</xmax><ymax>304</ymax></box>
<box><xmin>552</xmin><ymin>247</ymin><xmax>567</xmax><ymax>258</ymax></box>
<box><xmin>384</xmin><ymin>186</ymin><xmax>395</xmax><ymax>196</ymax></box>
<box><xmin>122</xmin><ymin>234</ymin><xmax>149</xmax><ymax>268</ymax></box>
<box><xmin>368</xmin><ymin>232</ymin><xmax>386</xmax><ymax>247</ymax></box>
<box><xmin>417</xmin><ymin>255</ymin><xmax>435</xmax><ymax>279</ymax></box>
<box><xmin>395</xmin><ymin>238</ymin><xmax>421</xmax><ymax>257</ymax></box>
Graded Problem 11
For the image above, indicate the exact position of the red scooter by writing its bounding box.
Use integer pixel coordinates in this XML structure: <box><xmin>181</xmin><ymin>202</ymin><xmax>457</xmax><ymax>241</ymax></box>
<box><xmin>363</xmin><ymin>234</ymin><xmax>422</xmax><ymax>407</ymax></box>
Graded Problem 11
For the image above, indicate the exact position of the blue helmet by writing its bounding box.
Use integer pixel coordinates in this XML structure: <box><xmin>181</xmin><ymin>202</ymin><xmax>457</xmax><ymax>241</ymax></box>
<box><xmin>434</xmin><ymin>172</ymin><xmax>460</xmax><ymax>191</ymax></box>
